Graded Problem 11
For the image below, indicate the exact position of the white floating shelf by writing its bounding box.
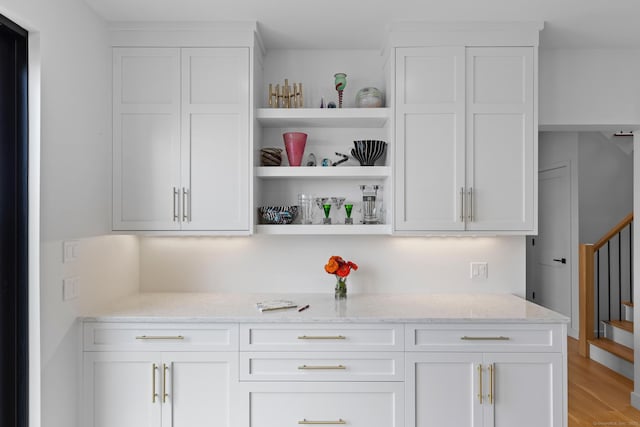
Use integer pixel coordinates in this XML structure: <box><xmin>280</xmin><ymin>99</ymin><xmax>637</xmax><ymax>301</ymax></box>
<box><xmin>256</xmin><ymin>224</ymin><xmax>392</xmax><ymax>235</ymax></box>
<box><xmin>255</xmin><ymin>166</ymin><xmax>391</xmax><ymax>179</ymax></box>
<box><xmin>256</xmin><ymin>108</ymin><xmax>390</xmax><ymax>128</ymax></box>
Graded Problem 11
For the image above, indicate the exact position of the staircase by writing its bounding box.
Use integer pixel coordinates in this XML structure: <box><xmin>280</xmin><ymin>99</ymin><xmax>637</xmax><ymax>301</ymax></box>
<box><xmin>579</xmin><ymin>213</ymin><xmax>634</xmax><ymax>380</ymax></box>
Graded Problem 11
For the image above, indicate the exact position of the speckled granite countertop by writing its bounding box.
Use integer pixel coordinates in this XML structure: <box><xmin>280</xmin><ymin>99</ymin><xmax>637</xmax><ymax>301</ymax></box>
<box><xmin>81</xmin><ymin>293</ymin><xmax>570</xmax><ymax>324</ymax></box>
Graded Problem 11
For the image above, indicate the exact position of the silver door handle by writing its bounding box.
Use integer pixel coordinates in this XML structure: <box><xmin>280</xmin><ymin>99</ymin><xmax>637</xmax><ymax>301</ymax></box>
<box><xmin>172</xmin><ymin>187</ymin><xmax>179</xmax><ymax>222</ymax></box>
<box><xmin>467</xmin><ymin>187</ymin><xmax>474</xmax><ymax>222</ymax></box>
<box><xmin>182</xmin><ymin>188</ymin><xmax>189</xmax><ymax>222</ymax></box>
<box><xmin>460</xmin><ymin>187</ymin><xmax>465</xmax><ymax>222</ymax></box>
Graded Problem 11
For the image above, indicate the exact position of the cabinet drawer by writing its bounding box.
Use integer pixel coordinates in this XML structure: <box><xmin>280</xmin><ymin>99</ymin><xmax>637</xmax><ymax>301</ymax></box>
<box><xmin>405</xmin><ymin>324</ymin><xmax>563</xmax><ymax>352</ymax></box>
<box><xmin>240</xmin><ymin>352</ymin><xmax>404</xmax><ymax>382</ymax></box>
<box><xmin>240</xmin><ymin>324</ymin><xmax>404</xmax><ymax>352</ymax></box>
<box><xmin>248</xmin><ymin>383</ymin><xmax>403</xmax><ymax>427</ymax></box>
<box><xmin>83</xmin><ymin>322</ymin><xmax>239</xmax><ymax>351</ymax></box>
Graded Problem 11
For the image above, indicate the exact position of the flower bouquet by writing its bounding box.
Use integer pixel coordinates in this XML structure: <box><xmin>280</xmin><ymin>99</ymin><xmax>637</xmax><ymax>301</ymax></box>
<box><xmin>324</xmin><ymin>255</ymin><xmax>358</xmax><ymax>299</ymax></box>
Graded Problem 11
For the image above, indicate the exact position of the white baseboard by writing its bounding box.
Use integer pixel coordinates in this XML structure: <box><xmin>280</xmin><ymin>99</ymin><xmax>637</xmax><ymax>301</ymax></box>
<box><xmin>631</xmin><ymin>391</ymin><xmax>640</xmax><ymax>410</ymax></box>
<box><xmin>589</xmin><ymin>343</ymin><xmax>634</xmax><ymax>380</ymax></box>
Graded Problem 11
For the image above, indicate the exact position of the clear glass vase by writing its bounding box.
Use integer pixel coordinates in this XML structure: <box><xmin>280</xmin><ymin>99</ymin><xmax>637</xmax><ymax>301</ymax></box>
<box><xmin>334</xmin><ymin>277</ymin><xmax>347</xmax><ymax>299</ymax></box>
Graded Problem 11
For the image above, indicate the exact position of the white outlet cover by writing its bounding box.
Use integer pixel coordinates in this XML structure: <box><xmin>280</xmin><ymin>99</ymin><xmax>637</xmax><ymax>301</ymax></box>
<box><xmin>63</xmin><ymin>277</ymin><xmax>80</xmax><ymax>300</ymax></box>
<box><xmin>63</xmin><ymin>240</ymin><xmax>79</xmax><ymax>263</ymax></box>
<box><xmin>470</xmin><ymin>262</ymin><xmax>488</xmax><ymax>280</ymax></box>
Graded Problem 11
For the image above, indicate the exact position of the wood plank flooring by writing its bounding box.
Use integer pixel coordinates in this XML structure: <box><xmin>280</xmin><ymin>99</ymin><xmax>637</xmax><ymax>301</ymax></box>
<box><xmin>569</xmin><ymin>337</ymin><xmax>640</xmax><ymax>426</ymax></box>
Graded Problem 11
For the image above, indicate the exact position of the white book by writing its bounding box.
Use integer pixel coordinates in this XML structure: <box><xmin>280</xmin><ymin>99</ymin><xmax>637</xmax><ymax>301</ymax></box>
<box><xmin>256</xmin><ymin>299</ymin><xmax>297</xmax><ymax>312</ymax></box>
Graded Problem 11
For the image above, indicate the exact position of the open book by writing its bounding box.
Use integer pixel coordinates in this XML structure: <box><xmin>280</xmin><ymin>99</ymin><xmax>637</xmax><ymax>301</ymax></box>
<box><xmin>256</xmin><ymin>299</ymin><xmax>297</xmax><ymax>312</ymax></box>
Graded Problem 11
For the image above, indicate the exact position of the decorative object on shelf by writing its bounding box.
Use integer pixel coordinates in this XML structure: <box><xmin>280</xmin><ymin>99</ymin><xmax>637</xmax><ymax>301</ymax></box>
<box><xmin>268</xmin><ymin>79</ymin><xmax>303</xmax><ymax>108</ymax></box>
<box><xmin>331</xmin><ymin>197</ymin><xmax>346</xmax><ymax>223</ymax></box>
<box><xmin>322</xmin><ymin>202</ymin><xmax>332</xmax><ymax>224</ymax></box>
<box><xmin>315</xmin><ymin>197</ymin><xmax>329</xmax><ymax>222</ymax></box>
<box><xmin>283</xmin><ymin>132</ymin><xmax>307</xmax><ymax>166</ymax></box>
<box><xmin>324</xmin><ymin>255</ymin><xmax>358</xmax><ymax>299</ymax></box>
<box><xmin>320</xmin><ymin>96</ymin><xmax>325</xmax><ymax>108</ymax></box>
<box><xmin>360</xmin><ymin>184</ymin><xmax>380</xmax><ymax>224</ymax></box>
<box><xmin>260</xmin><ymin>147</ymin><xmax>283</xmax><ymax>166</ymax></box>
<box><xmin>298</xmin><ymin>193</ymin><xmax>314</xmax><ymax>224</ymax></box>
<box><xmin>344</xmin><ymin>203</ymin><xmax>354</xmax><ymax>224</ymax></box>
<box><xmin>305</xmin><ymin>153</ymin><xmax>317</xmax><ymax>166</ymax></box>
<box><xmin>351</xmin><ymin>140</ymin><xmax>387</xmax><ymax>166</ymax></box>
<box><xmin>334</xmin><ymin>73</ymin><xmax>347</xmax><ymax>108</ymax></box>
<box><xmin>327</xmin><ymin>101</ymin><xmax>336</xmax><ymax>108</ymax></box>
<box><xmin>258</xmin><ymin>206</ymin><xmax>299</xmax><ymax>225</ymax></box>
<box><xmin>331</xmin><ymin>152</ymin><xmax>349</xmax><ymax>167</ymax></box>
<box><xmin>321</xmin><ymin>158</ymin><xmax>330</xmax><ymax>167</ymax></box>
<box><xmin>355</xmin><ymin>87</ymin><xmax>384</xmax><ymax>108</ymax></box>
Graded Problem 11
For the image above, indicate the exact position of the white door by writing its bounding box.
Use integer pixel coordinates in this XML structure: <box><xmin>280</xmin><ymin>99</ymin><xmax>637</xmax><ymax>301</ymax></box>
<box><xmin>395</xmin><ymin>47</ymin><xmax>466</xmax><ymax>231</ymax></box>
<box><xmin>466</xmin><ymin>47</ymin><xmax>535</xmax><ymax>231</ymax></box>
<box><xmin>406</xmin><ymin>353</ymin><xmax>482</xmax><ymax>427</ymax></box>
<box><xmin>530</xmin><ymin>164</ymin><xmax>572</xmax><ymax>320</ymax></box>
<box><xmin>181</xmin><ymin>48</ymin><xmax>250</xmax><ymax>231</ymax></box>
<box><xmin>83</xmin><ymin>352</ymin><xmax>161</xmax><ymax>427</ymax></box>
<box><xmin>162</xmin><ymin>352</ymin><xmax>237</xmax><ymax>427</ymax></box>
<box><xmin>113</xmin><ymin>48</ymin><xmax>181</xmax><ymax>230</ymax></box>
<box><xmin>484</xmin><ymin>353</ymin><xmax>563</xmax><ymax>427</ymax></box>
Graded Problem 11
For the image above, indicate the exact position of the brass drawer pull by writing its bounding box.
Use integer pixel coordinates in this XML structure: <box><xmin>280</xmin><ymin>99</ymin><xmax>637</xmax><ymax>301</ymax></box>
<box><xmin>488</xmin><ymin>363</ymin><xmax>495</xmax><ymax>404</ymax></box>
<box><xmin>298</xmin><ymin>419</ymin><xmax>346</xmax><ymax>425</ymax></box>
<box><xmin>297</xmin><ymin>335</ymin><xmax>346</xmax><ymax>340</ymax></box>
<box><xmin>151</xmin><ymin>364</ymin><xmax>158</xmax><ymax>403</ymax></box>
<box><xmin>135</xmin><ymin>335</ymin><xmax>185</xmax><ymax>340</ymax></box>
<box><xmin>477</xmin><ymin>364</ymin><xmax>483</xmax><ymax>404</ymax></box>
<box><xmin>460</xmin><ymin>336</ymin><xmax>510</xmax><ymax>341</ymax></box>
<box><xmin>298</xmin><ymin>365</ymin><xmax>346</xmax><ymax>370</ymax></box>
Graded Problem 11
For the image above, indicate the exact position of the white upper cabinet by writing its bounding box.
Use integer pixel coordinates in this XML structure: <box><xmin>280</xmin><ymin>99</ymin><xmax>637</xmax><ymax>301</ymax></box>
<box><xmin>394</xmin><ymin>42</ymin><xmax>537</xmax><ymax>234</ymax></box>
<box><xmin>113</xmin><ymin>46</ymin><xmax>251</xmax><ymax>233</ymax></box>
<box><xmin>113</xmin><ymin>48</ymin><xmax>181</xmax><ymax>231</ymax></box>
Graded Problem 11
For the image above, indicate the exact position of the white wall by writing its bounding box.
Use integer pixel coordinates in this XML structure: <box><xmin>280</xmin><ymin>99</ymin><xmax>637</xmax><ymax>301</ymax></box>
<box><xmin>0</xmin><ymin>1</ymin><xmax>141</xmax><ymax>427</ymax></box>
<box><xmin>140</xmin><ymin>236</ymin><xmax>526</xmax><ymax>296</ymax></box>
<box><xmin>540</xmin><ymin>49</ymin><xmax>640</xmax><ymax>127</ymax></box>
<box><xmin>578</xmin><ymin>132</ymin><xmax>634</xmax><ymax>244</ymax></box>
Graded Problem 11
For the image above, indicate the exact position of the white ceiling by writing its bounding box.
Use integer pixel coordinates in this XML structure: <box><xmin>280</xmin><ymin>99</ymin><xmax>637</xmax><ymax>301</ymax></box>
<box><xmin>83</xmin><ymin>0</ymin><xmax>640</xmax><ymax>49</ymax></box>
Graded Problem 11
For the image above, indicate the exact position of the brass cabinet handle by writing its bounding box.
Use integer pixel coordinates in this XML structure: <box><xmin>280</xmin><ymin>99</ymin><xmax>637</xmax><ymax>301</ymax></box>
<box><xmin>297</xmin><ymin>335</ymin><xmax>346</xmax><ymax>340</ymax></box>
<box><xmin>477</xmin><ymin>364</ymin><xmax>483</xmax><ymax>404</ymax></box>
<box><xmin>488</xmin><ymin>363</ymin><xmax>495</xmax><ymax>404</ymax></box>
<box><xmin>298</xmin><ymin>419</ymin><xmax>346</xmax><ymax>425</ymax></box>
<box><xmin>152</xmin><ymin>364</ymin><xmax>158</xmax><ymax>403</ymax></box>
<box><xmin>135</xmin><ymin>335</ymin><xmax>185</xmax><ymax>340</ymax></box>
<box><xmin>298</xmin><ymin>365</ymin><xmax>346</xmax><ymax>370</ymax></box>
<box><xmin>460</xmin><ymin>336</ymin><xmax>510</xmax><ymax>341</ymax></box>
<box><xmin>162</xmin><ymin>363</ymin><xmax>169</xmax><ymax>403</ymax></box>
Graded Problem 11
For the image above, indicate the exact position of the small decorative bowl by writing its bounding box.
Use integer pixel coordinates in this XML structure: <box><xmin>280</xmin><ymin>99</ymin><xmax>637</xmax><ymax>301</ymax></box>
<box><xmin>355</xmin><ymin>87</ymin><xmax>384</xmax><ymax>108</ymax></box>
<box><xmin>260</xmin><ymin>148</ymin><xmax>283</xmax><ymax>166</ymax></box>
<box><xmin>258</xmin><ymin>206</ymin><xmax>299</xmax><ymax>224</ymax></box>
<box><xmin>351</xmin><ymin>140</ymin><xmax>387</xmax><ymax>166</ymax></box>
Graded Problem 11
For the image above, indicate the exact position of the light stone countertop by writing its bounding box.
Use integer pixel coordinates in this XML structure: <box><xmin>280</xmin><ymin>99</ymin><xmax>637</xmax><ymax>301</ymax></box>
<box><xmin>81</xmin><ymin>292</ymin><xmax>569</xmax><ymax>324</ymax></box>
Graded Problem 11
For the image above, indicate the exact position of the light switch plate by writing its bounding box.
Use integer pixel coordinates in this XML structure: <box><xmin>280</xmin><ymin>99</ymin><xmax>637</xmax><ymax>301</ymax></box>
<box><xmin>470</xmin><ymin>262</ymin><xmax>488</xmax><ymax>280</ymax></box>
<box><xmin>63</xmin><ymin>277</ymin><xmax>80</xmax><ymax>300</ymax></box>
<box><xmin>63</xmin><ymin>240</ymin><xmax>79</xmax><ymax>263</ymax></box>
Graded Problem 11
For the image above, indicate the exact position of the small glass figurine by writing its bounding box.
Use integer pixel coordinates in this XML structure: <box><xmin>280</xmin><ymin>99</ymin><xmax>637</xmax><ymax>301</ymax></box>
<box><xmin>344</xmin><ymin>203</ymin><xmax>354</xmax><ymax>224</ymax></box>
<box><xmin>334</xmin><ymin>73</ymin><xmax>347</xmax><ymax>108</ymax></box>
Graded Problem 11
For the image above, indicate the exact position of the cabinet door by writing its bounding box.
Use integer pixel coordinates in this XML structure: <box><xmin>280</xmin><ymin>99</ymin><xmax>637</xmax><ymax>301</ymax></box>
<box><xmin>395</xmin><ymin>47</ymin><xmax>466</xmax><ymax>231</ymax></box>
<box><xmin>484</xmin><ymin>353</ymin><xmax>563</xmax><ymax>427</ymax></box>
<box><xmin>83</xmin><ymin>352</ymin><xmax>161</xmax><ymax>427</ymax></box>
<box><xmin>466</xmin><ymin>47</ymin><xmax>535</xmax><ymax>231</ymax></box>
<box><xmin>113</xmin><ymin>48</ymin><xmax>181</xmax><ymax>230</ymax></box>
<box><xmin>181</xmin><ymin>48</ymin><xmax>250</xmax><ymax>231</ymax></box>
<box><xmin>406</xmin><ymin>353</ymin><xmax>482</xmax><ymax>427</ymax></box>
<box><xmin>162</xmin><ymin>352</ymin><xmax>238</xmax><ymax>427</ymax></box>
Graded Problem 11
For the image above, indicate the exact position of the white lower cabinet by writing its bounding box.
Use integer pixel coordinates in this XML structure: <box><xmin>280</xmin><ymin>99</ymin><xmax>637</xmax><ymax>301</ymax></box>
<box><xmin>83</xmin><ymin>351</ymin><xmax>238</xmax><ymax>427</ymax></box>
<box><xmin>246</xmin><ymin>383</ymin><xmax>403</xmax><ymax>427</ymax></box>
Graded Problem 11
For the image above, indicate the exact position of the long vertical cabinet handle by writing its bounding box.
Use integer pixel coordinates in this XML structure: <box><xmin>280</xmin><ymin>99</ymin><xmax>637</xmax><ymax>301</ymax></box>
<box><xmin>182</xmin><ymin>188</ymin><xmax>190</xmax><ymax>222</ymax></box>
<box><xmin>162</xmin><ymin>363</ymin><xmax>169</xmax><ymax>403</ymax></box>
<box><xmin>477</xmin><ymin>364</ymin><xmax>483</xmax><ymax>404</ymax></box>
<box><xmin>152</xmin><ymin>364</ymin><xmax>158</xmax><ymax>403</ymax></box>
<box><xmin>488</xmin><ymin>363</ymin><xmax>495</xmax><ymax>404</ymax></box>
<box><xmin>468</xmin><ymin>187</ymin><xmax>474</xmax><ymax>222</ymax></box>
<box><xmin>460</xmin><ymin>187</ymin><xmax>465</xmax><ymax>222</ymax></box>
<box><xmin>172</xmin><ymin>188</ymin><xmax>179</xmax><ymax>222</ymax></box>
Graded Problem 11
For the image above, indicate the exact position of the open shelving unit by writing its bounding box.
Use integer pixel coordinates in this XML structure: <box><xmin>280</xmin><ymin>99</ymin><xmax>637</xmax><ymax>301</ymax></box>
<box><xmin>256</xmin><ymin>108</ymin><xmax>391</xmax><ymax>128</ymax></box>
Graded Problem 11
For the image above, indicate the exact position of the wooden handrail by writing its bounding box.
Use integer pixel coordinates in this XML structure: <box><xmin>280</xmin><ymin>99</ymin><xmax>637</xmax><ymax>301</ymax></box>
<box><xmin>593</xmin><ymin>212</ymin><xmax>633</xmax><ymax>250</ymax></box>
<box><xmin>578</xmin><ymin>211</ymin><xmax>633</xmax><ymax>358</ymax></box>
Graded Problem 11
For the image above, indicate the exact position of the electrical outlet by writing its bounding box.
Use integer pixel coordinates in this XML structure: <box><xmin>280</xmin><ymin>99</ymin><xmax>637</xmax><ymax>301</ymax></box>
<box><xmin>63</xmin><ymin>277</ymin><xmax>80</xmax><ymax>301</ymax></box>
<box><xmin>470</xmin><ymin>262</ymin><xmax>488</xmax><ymax>280</ymax></box>
<box><xmin>63</xmin><ymin>240</ymin><xmax>79</xmax><ymax>263</ymax></box>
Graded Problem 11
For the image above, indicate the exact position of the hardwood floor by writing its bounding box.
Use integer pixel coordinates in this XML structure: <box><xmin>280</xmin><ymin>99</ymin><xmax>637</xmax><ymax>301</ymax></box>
<box><xmin>569</xmin><ymin>337</ymin><xmax>640</xmax><ymax>426</ymax></box>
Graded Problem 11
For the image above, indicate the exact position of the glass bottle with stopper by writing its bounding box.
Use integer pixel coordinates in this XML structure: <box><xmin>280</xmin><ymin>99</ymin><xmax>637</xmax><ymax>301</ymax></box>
<box><xmin>360</xmin><ymin>185</ymin><xmax>380</xmax><ymax>224</ymax></box>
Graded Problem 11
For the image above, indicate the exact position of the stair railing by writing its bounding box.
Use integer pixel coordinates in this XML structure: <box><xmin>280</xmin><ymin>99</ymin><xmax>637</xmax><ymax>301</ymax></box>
<box><xmin>579</xmin><ymin>212</ymin><xmax>633</xmax><ymax>357</ymax></box>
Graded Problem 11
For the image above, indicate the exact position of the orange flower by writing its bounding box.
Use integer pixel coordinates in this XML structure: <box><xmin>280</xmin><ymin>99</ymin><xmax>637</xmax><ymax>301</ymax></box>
<box><xmin>325</xmin><ymin>256</ymin><xmax>358</xmax><ymax>278</ymax></box>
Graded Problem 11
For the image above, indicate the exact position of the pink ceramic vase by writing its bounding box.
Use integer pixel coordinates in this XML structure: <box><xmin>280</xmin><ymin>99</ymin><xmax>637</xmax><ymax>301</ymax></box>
<box><xmin>283</xmin><ymin>132</ymin><xmax>307</xmax><ymax>167</ymax></box>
